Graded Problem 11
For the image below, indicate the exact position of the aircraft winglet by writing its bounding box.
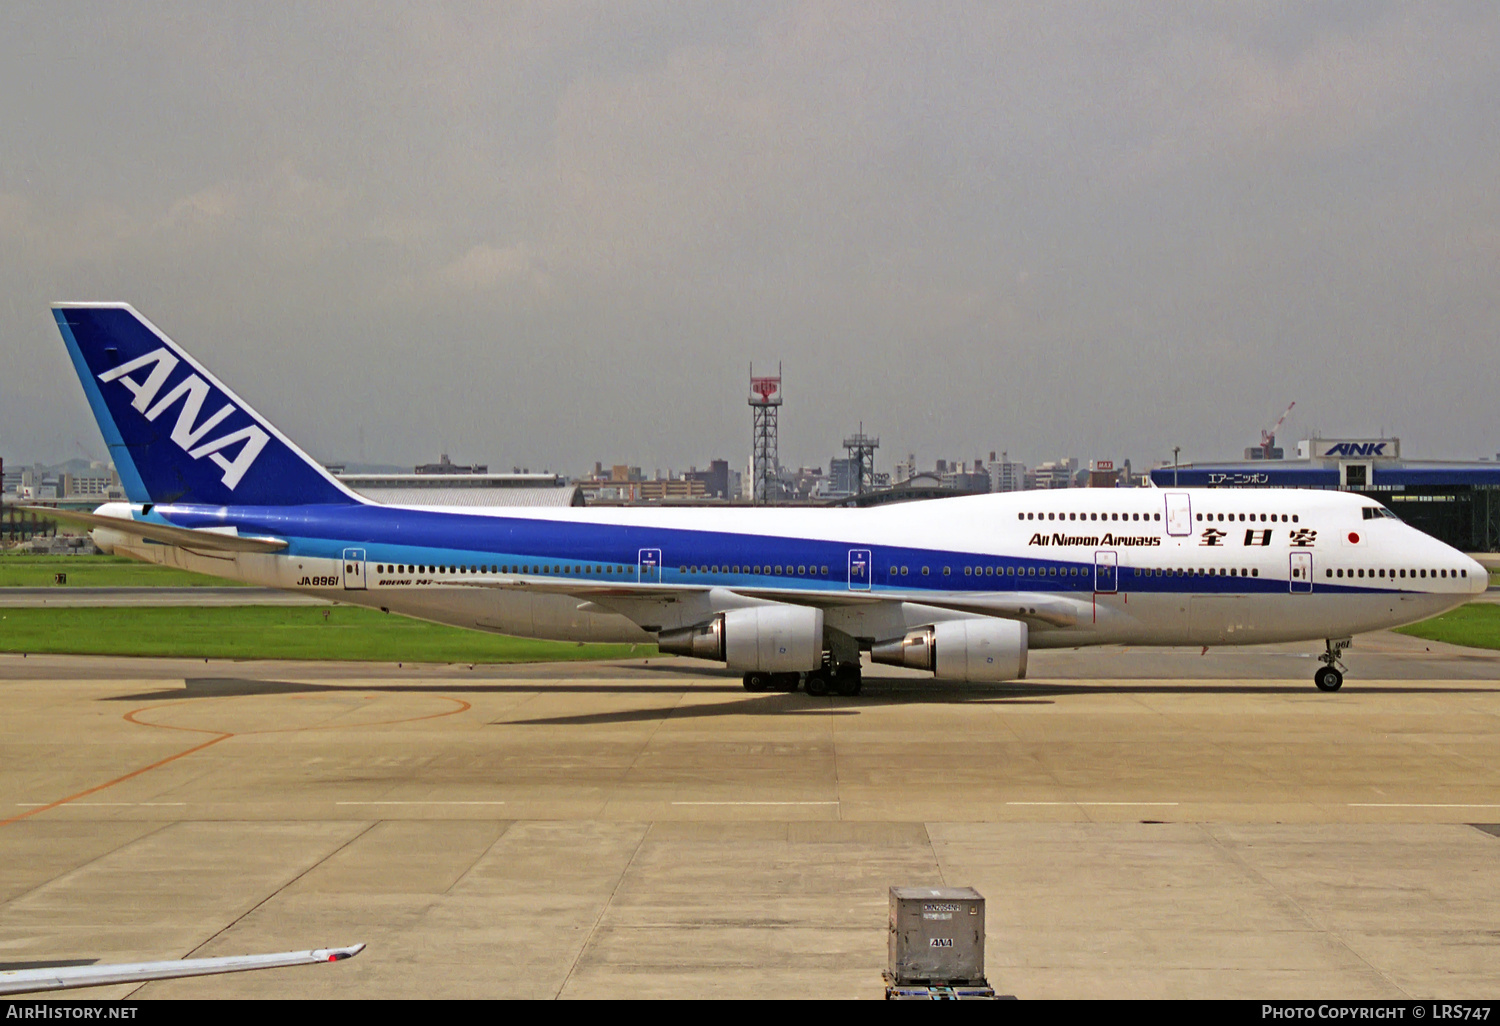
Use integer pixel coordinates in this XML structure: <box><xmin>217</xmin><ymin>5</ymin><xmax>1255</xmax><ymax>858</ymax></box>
<box><xmin>0</xmin><ymin>943</ymin><xmax>365</xmax><ymax>995</ymax></box>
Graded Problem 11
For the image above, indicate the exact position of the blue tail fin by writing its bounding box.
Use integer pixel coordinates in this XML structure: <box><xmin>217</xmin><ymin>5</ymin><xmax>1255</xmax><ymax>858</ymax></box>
<box><xmin>53</xmin><ymin>304</ymin><xmax>361</xmax><ymax>507</ymax></box>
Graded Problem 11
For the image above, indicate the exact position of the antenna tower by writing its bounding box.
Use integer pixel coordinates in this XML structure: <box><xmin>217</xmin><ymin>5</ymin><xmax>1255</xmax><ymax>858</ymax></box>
<box><xmin>749</xmin><ymin>364</ymin><xmax>782</xmax><ymax>504</ymax></box>
<box><xmin>842</xmin><ymin>424</ymin><xmax>879</xmax><ymax>495</ymax></box>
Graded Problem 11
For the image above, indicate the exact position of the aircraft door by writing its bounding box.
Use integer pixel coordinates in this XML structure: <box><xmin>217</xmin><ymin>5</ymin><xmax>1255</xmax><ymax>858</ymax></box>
<box><xmin>1289</xmin><ymin>552</ymin><xmax>1312</xmax><ymax>594</ymax></box>
<box><xmin>342</xmin><ymin>548</ymin><xmax>367</xmax><ymax>591</ymax></box>
<box><xmin>1095</xmin><ymin>550</ymin><xmax>1118</xmax><ymax>594</ymax></box>
<box><xmin>848</xmin><ymin>549</ymin><xmax>872</xmax><ymax>591</ymax></box>
<box><xmin>638</xmin><ymin>548</ymin><xmax>662</xmax><ymax>584</ymax></box>
<box><xmin>1165</xmin><ymin>493</ymin><xmax>1193</xmax><ymax>536</ymax></box>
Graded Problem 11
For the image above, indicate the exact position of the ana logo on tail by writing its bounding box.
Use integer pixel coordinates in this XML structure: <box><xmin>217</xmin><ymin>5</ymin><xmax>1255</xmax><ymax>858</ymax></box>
<box><xmin>97</xmin><ymin>347</ymin><xmax>269</xmax><ymax>490</ymax></box>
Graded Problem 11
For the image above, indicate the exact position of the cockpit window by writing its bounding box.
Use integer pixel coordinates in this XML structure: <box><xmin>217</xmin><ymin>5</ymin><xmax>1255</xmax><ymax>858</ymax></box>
<box><xmin>1362</xmin><ymin>507</ymin><xmax>1399</xmax><ymax>520</ymax></box>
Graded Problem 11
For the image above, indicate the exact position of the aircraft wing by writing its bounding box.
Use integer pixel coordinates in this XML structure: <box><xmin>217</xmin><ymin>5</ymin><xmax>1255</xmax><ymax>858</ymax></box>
<box><xmin>452</xmin><ymin>577</ymin><xmax>1081</xmax><ymax>628</ymax></box>
<box><xmin>12</xmin><ymin>505</ymin><xmax>288</xmax><ymax>553</ymax></box>
<box><xmin>0</xmin><ymin>943</ymin><xmax>363</xmax><ymax>995</ymax></box>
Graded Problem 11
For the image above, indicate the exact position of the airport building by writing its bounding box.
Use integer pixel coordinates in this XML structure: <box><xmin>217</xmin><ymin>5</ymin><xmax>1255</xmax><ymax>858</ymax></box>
<box><xmin>1149</xmin><ymin>438</ymin><xmax>1500</xmax><ymax>552</ymax></box>
<box><xmin>335</xmin><ymin>469</ymin><xmax>582</xmax><ymax>507</ymax></box>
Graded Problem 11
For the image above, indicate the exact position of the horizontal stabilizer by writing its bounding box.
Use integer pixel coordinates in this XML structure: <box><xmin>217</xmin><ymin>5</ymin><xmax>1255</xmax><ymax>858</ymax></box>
<box><xmin>0</xmin><ymin>943</ymin><xmax>363</xmax><ymax>994</ymax></box>
<box><xmin>14</xmin><ymin>505</ymin><xmax>288</xmax><ymax>553</ymax></box>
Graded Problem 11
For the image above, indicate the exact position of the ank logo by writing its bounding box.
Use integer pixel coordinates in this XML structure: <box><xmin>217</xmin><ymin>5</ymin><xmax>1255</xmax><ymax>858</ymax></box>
<box><xmin>1325</xmin><ymin>442</ymin><xmax>1388</xmax><ymax>457</ymax></box>
<box><xmin>98</xmin><ymin>347</ymin><xmax>269</xmax><ymax>490</ymax></box>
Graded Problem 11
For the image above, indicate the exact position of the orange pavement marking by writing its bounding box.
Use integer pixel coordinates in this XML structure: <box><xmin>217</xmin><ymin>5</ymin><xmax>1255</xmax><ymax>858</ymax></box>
<box><xmin>3</xmin><ymin>693</ymin><xmax>473</xmax><ymax>827</ymax></box>
<box><xmin>0</xmin><ymin>731</ymin><xmax>232</xmax><ymax>827</ymax></box>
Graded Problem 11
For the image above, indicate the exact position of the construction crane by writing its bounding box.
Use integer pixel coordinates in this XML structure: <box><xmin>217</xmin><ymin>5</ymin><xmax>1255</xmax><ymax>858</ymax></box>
<box><xmin>1256</xmin><ymin>401</ymin><xmax>1295</xmax><ymax>460</ymax></box>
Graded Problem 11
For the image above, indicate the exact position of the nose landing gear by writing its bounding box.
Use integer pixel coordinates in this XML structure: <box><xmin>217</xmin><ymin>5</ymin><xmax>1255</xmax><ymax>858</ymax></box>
<box><xmin>1315</xmin><ymin>637</ymin><xmax>1352</xmax><ymax>691</ymax></box>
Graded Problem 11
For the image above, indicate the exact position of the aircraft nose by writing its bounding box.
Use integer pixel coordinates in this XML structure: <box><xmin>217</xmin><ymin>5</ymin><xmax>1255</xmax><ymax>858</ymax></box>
<box><xmin>1470</xmin><ymin>555</ymin><xmax>1493</xmax><ymax>595</ymax></box>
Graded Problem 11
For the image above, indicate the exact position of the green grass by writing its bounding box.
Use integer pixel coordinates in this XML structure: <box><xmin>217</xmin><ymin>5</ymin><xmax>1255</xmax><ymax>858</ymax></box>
<box><xmin>1394</xmin><ymin>603</ymin><xmax>1500</xmax><ymax>651</ymax></box>
<box><xmin>0</xmin><ymin>553</ymin><xmax>242</xmax><ymax>588</ymax></box>
<box><xmin>0</xmin><ymin>606</ymin><xmax>655</xmax><ymax>663</ymax></box>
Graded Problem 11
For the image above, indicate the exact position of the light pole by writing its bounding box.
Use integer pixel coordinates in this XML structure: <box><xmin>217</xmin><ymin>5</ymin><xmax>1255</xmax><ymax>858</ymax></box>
<box><xmin>1173</xmin><ymin>446</ymin><xmax>1180</xmax><ymax>488</ymax></box>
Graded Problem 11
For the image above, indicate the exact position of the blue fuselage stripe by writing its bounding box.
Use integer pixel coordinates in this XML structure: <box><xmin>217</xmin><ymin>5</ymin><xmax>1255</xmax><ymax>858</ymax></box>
<box><xmin>151</xmin><ymin>503</ymin><xmax>1418</xmax><ymax>597</ymax></box>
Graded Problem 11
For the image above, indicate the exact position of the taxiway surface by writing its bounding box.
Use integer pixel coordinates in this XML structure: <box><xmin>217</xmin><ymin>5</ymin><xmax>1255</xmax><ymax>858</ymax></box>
<box><xmin>1</xmin><ymin>631</ymin><xmax>1498</xmax><ymax>999</ymax></box>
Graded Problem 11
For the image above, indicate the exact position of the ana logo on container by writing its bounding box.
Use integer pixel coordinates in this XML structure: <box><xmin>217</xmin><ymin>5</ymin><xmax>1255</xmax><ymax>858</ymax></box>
<box><xmin>98</xmin><ymin>347</ymin><xmax>269</xmax><ymax>490</ymax></box>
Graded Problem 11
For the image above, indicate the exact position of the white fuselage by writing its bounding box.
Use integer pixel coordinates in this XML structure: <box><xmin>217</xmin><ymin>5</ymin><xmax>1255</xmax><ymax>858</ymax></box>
<box><xmin>95</xmin><ymin>487</ymin><xmax>1487</xmax><ymax>653</ymax></box>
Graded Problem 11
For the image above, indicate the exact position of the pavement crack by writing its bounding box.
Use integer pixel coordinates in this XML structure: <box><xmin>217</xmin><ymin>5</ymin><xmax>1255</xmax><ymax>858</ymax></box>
<box><xmin>555</xmin><ymin>825</ymin><xmax>649</xmax><ymax>999</ymax></box>
<box><xmin>123</xmin><ymin>820</ymin><xmax>380</xmax><ymax>998</ymax></box>
<box><xmin>444</xmin><ymin>820</ymin><xmax>516</xmax><ymax>895</ymax></box>
<box><xmin>1203</xmin><ymin>826</ymin><xmax>1412</xmax><ymax>999</ymax></box>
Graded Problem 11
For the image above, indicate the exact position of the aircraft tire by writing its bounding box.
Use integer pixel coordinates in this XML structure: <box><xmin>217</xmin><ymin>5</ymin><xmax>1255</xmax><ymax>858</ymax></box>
<box><xmin>743</xmin><ymin>672</ymin><xmax>769</xmax><ymax>692</ymax></box>
<box><xmin>1314</xmin><ymin>667</ymin><xmax>1344</xmax><ymax>692</ymax></box>
<box><xmin>804</xmin><ymin>671</ymin><xmax>831</xmax><ymax>697</ymax></box>
<box><xmin>770</xmin><ymin>672</ymin><xmax>801</xmax><ymax>691</ymax></box>
<box><xmin>833</xmin><ymin>669</ymin><xmax>862</xmax><ymax>697</ymax></box>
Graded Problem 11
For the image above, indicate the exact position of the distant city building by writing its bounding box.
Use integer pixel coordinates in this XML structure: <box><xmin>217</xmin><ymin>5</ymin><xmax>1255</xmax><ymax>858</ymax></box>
<box><xmin>988</xmin><ymin>452</ymin><xmax>1027</xmax><ymax>493</ymax></box>
<box><xmin>1032</xmin><ymin>458</ymin><xmax>1078</xmax><ymax>490</ymax></box>
<box><xmin>638</xmin><ymin>478</ymin><xmax>708</xmax><ymax>501</ymax></box>
<box><xmin>1087</xmin><ymin>460</ymin><xmax>1119</xmax><ymax>488</ymax></box>
<box><xmin>827</xmin><ymin>457</ymin><xmax>859</xmax><ymax>498</ymax></box>
<box><xmin>684</xmin><ymin>459</ymin><xmax>731</xmax><ymax>499</ymax></box>
<box><xmin>415</xmin><ymin>454</ymin><xmax>488</xmax><ymax>475</ymax></box>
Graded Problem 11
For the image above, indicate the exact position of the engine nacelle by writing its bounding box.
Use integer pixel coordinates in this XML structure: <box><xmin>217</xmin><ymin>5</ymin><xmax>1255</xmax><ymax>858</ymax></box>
<box><xmin>870</xmin><ymin>619</ymin><xmax>1028</xmax><ymax>682</ymax></box>
<box><xmin>657</xmin><ymin>605</ymin><xmax>824</xmax><ymax>672</ymax></box>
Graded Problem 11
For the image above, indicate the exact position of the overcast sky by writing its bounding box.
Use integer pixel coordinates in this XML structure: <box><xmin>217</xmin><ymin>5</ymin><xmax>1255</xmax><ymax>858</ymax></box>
<box><xmin>3</xmin><ymin>1</ymin><xmax>1497</xmax><ymax>475</ymax></box>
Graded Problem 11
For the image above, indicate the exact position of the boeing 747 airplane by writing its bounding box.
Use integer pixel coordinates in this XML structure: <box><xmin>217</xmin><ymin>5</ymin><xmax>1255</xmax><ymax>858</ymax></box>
<box><xmin>28</xmin><ymin>304</ymin><xmax>1487</xmax><ymax>695</ymax></box>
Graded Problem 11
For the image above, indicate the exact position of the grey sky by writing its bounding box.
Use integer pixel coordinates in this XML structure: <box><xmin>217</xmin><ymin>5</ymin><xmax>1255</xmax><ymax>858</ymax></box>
<box><xmin>2</xmin><ymin>2</ymin><xmax>1496</xmax><ymax>475</ymax></box>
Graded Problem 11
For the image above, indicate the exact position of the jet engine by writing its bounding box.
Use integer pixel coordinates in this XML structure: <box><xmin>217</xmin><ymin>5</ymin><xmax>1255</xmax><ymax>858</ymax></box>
<box><xmin>870</xmin><ymin>618</ymin><xmax>1028</xmax><ymax>682</ymax></box>
<box><xmin>657</xmin><ymin>605</ymin><xmax>824</xmax><ymax>672</ymax></box>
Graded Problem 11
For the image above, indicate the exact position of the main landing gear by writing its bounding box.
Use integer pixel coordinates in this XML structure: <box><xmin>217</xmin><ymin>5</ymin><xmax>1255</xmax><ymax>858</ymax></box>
<box><xmin>1315</xmin><ymin>637</ymin><xmax>1352</xmax><ymax>692</ymax></box>
<box><xmin>742</xmin><ymin>662</ymin><xmax>863</xmax><ymax>697</ymax></box>
<box><xmin>741</xmin><ymin>671</ymin><xmax>800</xmax><ymax>693</ymax></box>
<box><xmin>804</xmin><ymin>662</ymin><xmax>863</xmax><ymax>697</ymax></box>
